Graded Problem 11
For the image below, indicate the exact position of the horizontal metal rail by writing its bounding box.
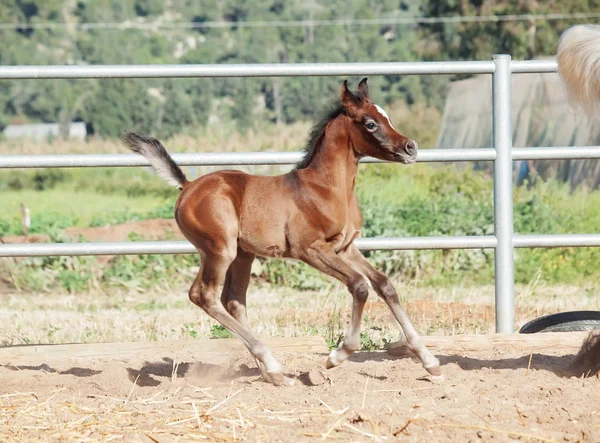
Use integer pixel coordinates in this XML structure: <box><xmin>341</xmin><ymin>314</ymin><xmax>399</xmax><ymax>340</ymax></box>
<box><xmin>0</xmin><ymin>61</ymin><xmax>497</xmax><ymax>79</ymax></box>
<box><xmin>0</xmin><ymin>60</ymin><xmax>561</xmax><ymax>80</ymax></box>
<box><xmin>0</xmin><ymin>149</ymin><xmax>492</xmax><ymax>168</ymax></box>
<box><xmin>511</xmin><ymin>147</ymin><xmax>600</xmax><ymax>160</ymax></box>
<box><xmin>510</xmin><ymin>60</ymin><xmax>557</xmax><ymax>74</ymax></box>
<box><xmin>513</xmin><ymin>234</ymin><xmax>600</xmax><ymax>248</ymax></box>
<box><xmin>1</xmin><ymin>146</ymin><xmax>599</xmax><ymax>169</ymax></box>
<box><xmin>0</xmin><ymin>57</ymin><xmax>596</xmax><ymax>335</ymax></box>
<box><xmin>0</xmin><ymin>60</ymin><xmax>560</xmax><ymax>81</ymax></box>
<box><xmin>2</xmin><ymin>234</ymin><xmax>600</xmax><ymax>257</ymax></box>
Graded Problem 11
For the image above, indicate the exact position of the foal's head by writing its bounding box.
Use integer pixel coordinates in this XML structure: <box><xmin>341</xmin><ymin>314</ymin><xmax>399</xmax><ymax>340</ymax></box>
<box><xmin>341</xmin><ymin>78</ymin><xmax>417</xmax><ymax>164</ymax></box>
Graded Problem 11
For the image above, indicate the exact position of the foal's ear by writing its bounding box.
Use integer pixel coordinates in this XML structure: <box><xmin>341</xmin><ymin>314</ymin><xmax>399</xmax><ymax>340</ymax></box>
<box><xmin>357</xmin><ymin>78</ymin><xmax>369</xmax><ymax>100</ymax></box>
<box><xmin>341</xmin><ymin>80</ymin><xmax>361</xmax><ymax>109</ymax></box>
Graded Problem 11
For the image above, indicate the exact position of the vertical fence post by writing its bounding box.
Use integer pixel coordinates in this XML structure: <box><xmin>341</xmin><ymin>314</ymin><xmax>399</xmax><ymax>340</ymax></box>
<box><xmin>492</xmin><ymin>54</ymin><xmax>515</xmax><ymax>333</ymax></box>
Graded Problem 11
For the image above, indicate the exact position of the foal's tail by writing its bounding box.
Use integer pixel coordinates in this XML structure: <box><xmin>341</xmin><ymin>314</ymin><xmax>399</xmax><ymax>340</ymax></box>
<box><xmin>123</xmin><ymin>132</ymin><xmax>188</xmax><ymax>190</ymax></box>
<box><xmin>557</xmin><ymin>25</ymin><xmax>600</xmax><ymax>117</ymax></box>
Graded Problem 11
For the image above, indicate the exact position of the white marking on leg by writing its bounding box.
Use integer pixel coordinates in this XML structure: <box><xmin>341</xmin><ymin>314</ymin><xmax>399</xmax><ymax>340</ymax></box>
<box><xmin>374</xmin><ymin>104</ymin><xmax>395</xmax><ymax>129</ymax></box>
<box><xmin>262</xmin><ymin>352</ymin><xmax>283</xmax><ymax>374</ymax></box>
<box><xmin>423</xmin><ymin>355</ymin><xmax>441</xmax><ymax>369</ymax></box>
<box><xmin>327</xmin><ymin>348</ymin><xmax>351</xmax><ymax>367</ymax></box>
<box><xmin>394</xmin><ymin>319</ymin><xmax>439</xmax><ymax>369</ymax></box>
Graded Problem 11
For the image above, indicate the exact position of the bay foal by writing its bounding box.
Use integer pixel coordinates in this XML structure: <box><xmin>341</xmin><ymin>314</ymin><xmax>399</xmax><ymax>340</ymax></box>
<box><xmin>124</xmin><ymin>79</ymin><xmax>440</xmax><ymax>386</ymax></box>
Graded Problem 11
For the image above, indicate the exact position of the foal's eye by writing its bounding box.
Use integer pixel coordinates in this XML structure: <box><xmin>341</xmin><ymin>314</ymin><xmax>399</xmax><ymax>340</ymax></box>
<box><xmin>365</xmin><ymin>122</ymin><xmax>377</xmax><ymax>131</ymax></box>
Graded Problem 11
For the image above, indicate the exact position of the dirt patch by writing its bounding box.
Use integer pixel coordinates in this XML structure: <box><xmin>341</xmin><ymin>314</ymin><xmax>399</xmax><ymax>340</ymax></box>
<box><xmin>368</xmin><ymin>299</ymin><xmax>544</xmax><ymax>334</ymax></box>
<box><xmin>285</xmin><ymin>298</ymin><xmax>543</xmax><ymax>340</ymax></box>
<box><xmin>569</xmin><ymin>331</ymin><xmax>600</xmax><ymax>377</ymax></box>
<box><xmin>1</xmin><ymin>344</ymin><xmax>598</xmax><ymax>441</ymax></box>
<box><xmin>0</xmin><ymin>218</ymin><xmax>183</xmax><ymax>277</ymax></box>
<box><xmin>1</xmin><ymin>218</ymin><xmax>182</xmax><ymax>244</ymax></box>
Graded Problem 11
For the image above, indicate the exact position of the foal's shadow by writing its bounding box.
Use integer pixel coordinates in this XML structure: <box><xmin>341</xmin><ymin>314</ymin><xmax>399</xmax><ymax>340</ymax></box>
<box><xmin>2</xmin><ymin>358</ymin><xmax>305</xmax><ymax>386</ymax></box>
<box><xmin>2</xmin><ymin>363</ymin><xmax>102</xmax><ymax>377</ymax></box>
<box><xmin>126</xmin><ymin>357</ymin><xmax>302</xmax><ymax>387</ymax></box>
<box><xmin>348</xmin><ymin>350</ymin><xmax>577</xmax><ymax>377</ymax></box>
<box><xmin>126</xmin><ymin>358</ymin><xmax>228</xmax><ymax>387</ymax></box>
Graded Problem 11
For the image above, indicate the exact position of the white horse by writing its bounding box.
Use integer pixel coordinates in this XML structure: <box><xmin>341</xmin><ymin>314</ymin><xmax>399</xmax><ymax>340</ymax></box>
<box><xmin>557</xmin><ymin>24</ymin><xmax>600</xmax><ymax>377</ymax></box>
<box><xmin>557</xmin><ymin>24</ymin><xmax>600</xmax><ymax>117</ymax></box>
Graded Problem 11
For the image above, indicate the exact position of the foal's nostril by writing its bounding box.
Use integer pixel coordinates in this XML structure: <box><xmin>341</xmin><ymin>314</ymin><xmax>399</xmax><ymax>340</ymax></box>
<box><xmin>405</xmin><ymin>140</ymin><xmax>418</xmax><ymax>156</ymax></box>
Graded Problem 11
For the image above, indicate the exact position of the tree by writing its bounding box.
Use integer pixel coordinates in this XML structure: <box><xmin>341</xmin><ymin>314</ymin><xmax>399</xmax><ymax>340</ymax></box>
<box><xmin>2</xmin><ymin>0</ymin><xmax>594</xmax><ymax>138</ymax></box>
<box><xmin>134</xmin><ymin>0</ymin><xmax>164</xmax><ymax>16</ymax></box>
<box><xmin>83</xmin><ymin>79</ymin><xmax>158</xmax><ymax>137</ymax></box>
<box><xmin>418</xmin><ymin>0</ymin><xmax>600</xmax><ymax>61</ymax></box>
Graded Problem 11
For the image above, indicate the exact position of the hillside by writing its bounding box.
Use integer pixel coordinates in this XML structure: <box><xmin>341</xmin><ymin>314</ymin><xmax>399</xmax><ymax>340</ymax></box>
<box><xmin>0</xmin><ymin>0</ymin><xmax>594</xmax><ymax>139</ymax></box>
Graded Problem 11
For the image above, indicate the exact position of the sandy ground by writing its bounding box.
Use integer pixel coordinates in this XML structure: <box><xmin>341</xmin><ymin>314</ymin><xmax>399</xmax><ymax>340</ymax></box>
<box><xmin>2</xmin><ymin>219</ymin><xmax>599</xmax><ymax>441</ymax></box>
<box><xmin>1</xmin><ymin>341</ymin><xmax>598</xmax><ymax>442</ymax></box>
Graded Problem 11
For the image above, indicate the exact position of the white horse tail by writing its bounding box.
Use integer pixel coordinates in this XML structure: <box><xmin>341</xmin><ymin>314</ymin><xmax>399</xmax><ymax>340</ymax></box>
<box><xmin>557</xmin><ymin>24</ymin><xmax>600</xmax><ymax>117</ymax></box>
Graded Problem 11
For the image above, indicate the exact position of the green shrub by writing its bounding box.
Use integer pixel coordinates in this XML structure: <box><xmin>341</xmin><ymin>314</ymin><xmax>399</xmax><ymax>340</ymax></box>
<box><xmin>56</xmin><ymin>269</ymin><xmax>92</xmax><ymax>293</ymax></box>
<box><xmin>89</xmin><ymin>203</ymin><xmax>174</xmax><ymax>227</ymax></box>
<box><xmin>0</xmin><ymin>170</ymin><xmax>70</xmax><ymax>191</ymax></box>
<box><xmin>210</xmin><ymin>324</ymin><xmax>233</xmax><ymax>339</ymax></box>
<box><xmin>2</xmin><ymin>163</ymin><xmax>599</xmax><ymax>293</ymax></box>
<box><xmin>103</xmin><ymin>253</ymin><xmax>197</xmax><ymax>288</ymax></box>
<box><xmin>261</xmin><ymin>259</ymin><xmax>330</xmax><ymax>290</ymax></box>
<box><xmin>29</xmin><ymin>212</ymin><xmax>78</xmax><ymax>234</ymax></box>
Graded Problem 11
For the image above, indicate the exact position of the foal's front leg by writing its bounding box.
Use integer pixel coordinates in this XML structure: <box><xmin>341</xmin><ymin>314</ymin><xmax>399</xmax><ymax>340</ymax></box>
<box><xmin>343</xmin><ymin>245</ymin><xmax>441</xmax><ymax>377</ymax></box>
<box><xmin>300</xmin><ymin>236</ymin><xmax>370</xmax><ymax>368</ymax></box>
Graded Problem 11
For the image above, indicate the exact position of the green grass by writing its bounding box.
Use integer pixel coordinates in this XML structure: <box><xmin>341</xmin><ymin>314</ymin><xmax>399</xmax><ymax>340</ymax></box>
<box><xmin>209</xmin><ymin>324</ymin><xmax>234</xmax><ymax>339</ymax></box>
<box><xmin>0</xmin><ymin>167</ymin><xmax>178</xmax><ymax>235</ymax></box>
<box><xmin>1</xmin><ymin>162</ymin><xmax>599</xmax><ymax>292</ymax></box>
<box><xmin>1</xmin><ymin>282</ymin><xmax>598</xmax><ymax>346</ymax></box>
<box><xmin>0</xmin><ymin>189</ymin><xmax>169</xmax><ymax>234</ymax></box>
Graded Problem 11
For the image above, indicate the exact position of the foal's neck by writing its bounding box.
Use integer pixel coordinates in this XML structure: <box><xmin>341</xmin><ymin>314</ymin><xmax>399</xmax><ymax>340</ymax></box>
<box><xmin>307</xmin><ymin>115</ymin><xmax>360</xmax><ymax>197</ymax></box>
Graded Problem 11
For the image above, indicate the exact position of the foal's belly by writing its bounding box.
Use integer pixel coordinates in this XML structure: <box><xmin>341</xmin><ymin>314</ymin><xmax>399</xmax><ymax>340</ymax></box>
<box><xmin>237</xmin><ymin>178</ymin><xmax>291</xmax><ymax>258</ymax></box>
<box><xmin>237</xmin><ymin>219</ymin><xmax>289</xmax><ymax>258</ymax></box>
<box><xmin>238</xmin><ymin>238</ymin><xmax>288</xmax><ymax>258</ymax></box>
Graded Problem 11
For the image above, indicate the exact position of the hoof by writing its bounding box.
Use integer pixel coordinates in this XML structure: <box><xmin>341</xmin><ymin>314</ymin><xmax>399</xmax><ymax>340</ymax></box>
<box><xmin>325</xmin><ymin>357</ymin><xmax>336</xmax><ymax>369</ymax></box>
<box><xmin>259</xmin><ymin>368</ymin><xmax>294</xmax><ymax>386</ymax></box>
<box><xmin>426</xmin><ymin>365</ymin><xmax>442</xmax><ymax>377</ymax></box>
<box><xmin>255</xmin><ymin>358</ymin><xmax>292</xmax><ymax>386</ymax></box>
<box><xmin>325</xmin><ymin>348</ymin><xmax>350</xmax><ymax>369</ymax></box>
<box><xmin>266</xmin><ymin>371</ymin><xmax>295</xmax><ymax>386</ymax></box>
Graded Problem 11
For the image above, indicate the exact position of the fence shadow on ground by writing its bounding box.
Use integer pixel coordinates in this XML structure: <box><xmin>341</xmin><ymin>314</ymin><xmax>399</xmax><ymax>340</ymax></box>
<box><xmin>349</xmin><ymin>351</ymin><xmax>578</xmax><ymax>378</ymax></box>
<box><xmin>1</xmin><ymin>349</ymin><xmax>588</xmax><ymax>386</ymax></box>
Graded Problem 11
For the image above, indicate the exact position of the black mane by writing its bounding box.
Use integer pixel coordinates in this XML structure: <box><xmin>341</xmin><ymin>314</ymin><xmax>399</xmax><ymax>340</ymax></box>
<box><xmin>294</xmin><ymin>102</ymin><xmax>344</xmax><ymax>170</ymax></box>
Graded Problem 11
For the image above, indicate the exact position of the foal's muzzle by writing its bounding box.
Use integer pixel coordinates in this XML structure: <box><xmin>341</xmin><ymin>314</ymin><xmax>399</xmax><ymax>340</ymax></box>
<box><xmin>394</xmin><ymin>139</ymin><xmax>418</xmax><ymax>164</ymax></box>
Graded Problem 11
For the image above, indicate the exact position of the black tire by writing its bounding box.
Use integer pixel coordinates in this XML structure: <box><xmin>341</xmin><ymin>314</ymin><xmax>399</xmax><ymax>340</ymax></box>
<box><xmin>519</xmin><ymin>311</ymin><xmax>600</xmax><ymax>334</ymax></box>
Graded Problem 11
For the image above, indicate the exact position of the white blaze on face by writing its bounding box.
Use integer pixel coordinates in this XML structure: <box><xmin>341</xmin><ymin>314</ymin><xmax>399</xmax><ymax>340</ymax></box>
<box><xmin>374</xmin><ymin>104</ymin><xmax>395</xmax><ymax>130</ymax></box>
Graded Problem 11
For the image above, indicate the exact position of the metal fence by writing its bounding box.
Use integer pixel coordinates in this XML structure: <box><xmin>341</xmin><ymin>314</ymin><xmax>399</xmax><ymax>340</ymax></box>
<box><xmin>1</xmin><ymin>56</ymin><xmax>600</xmax><ymax>333</ymax></box>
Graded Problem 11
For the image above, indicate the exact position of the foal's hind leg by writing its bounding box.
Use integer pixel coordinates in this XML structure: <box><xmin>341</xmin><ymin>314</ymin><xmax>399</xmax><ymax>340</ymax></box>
<box><xmin>220</xmin><ymin>249</ymin><xmax>255</xmax><ymax>330</ymax></box>
<box><xmin>343</xmin><ymin>245</ymin><xmax>441</xmax><ymax>377</ymax></box>
<box><xmin>190</xmin><ymin>249</ymin><xmax>289</xmax><ymax>386</ymax></box>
